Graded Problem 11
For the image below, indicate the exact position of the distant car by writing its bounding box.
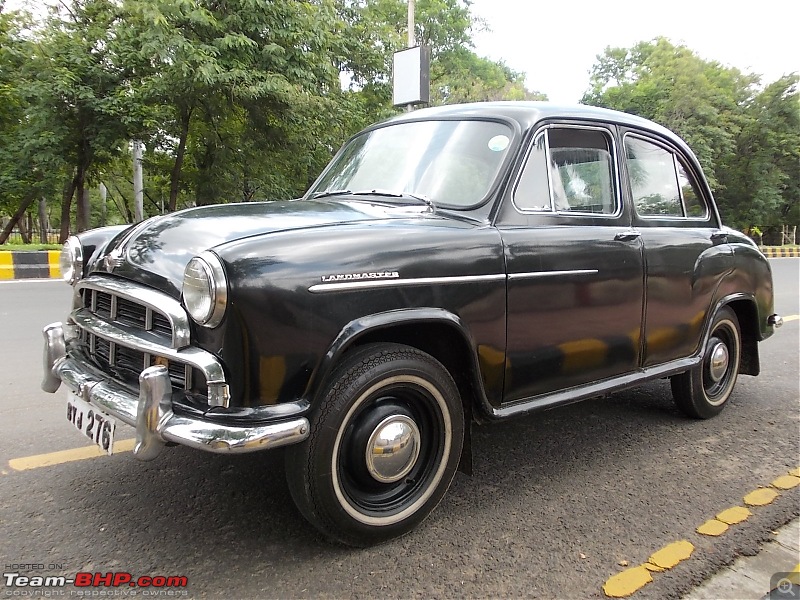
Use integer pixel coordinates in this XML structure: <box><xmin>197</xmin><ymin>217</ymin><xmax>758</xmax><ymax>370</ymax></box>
<box><xmin>43</xmin><ymin>102</ymin><xmax>782</xmax><ymax>546</ymax></box>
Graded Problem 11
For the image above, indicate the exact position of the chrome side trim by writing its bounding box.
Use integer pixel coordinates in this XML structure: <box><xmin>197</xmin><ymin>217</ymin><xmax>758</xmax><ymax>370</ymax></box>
<box><xmin>308</xmin><ymin>273</ymin><xmax>506</xmax><ymax>294</ymax></box>
<box><xmin>76</xmin><ymin>278</ymin><xmax>191</xmax><ymax>349</ymax></box>
<box><xmin>508</xmin><ymin>269</ymin><xmax>598</xmax><ymax>280</ymax></box>
<box><xmin>71</xmin><ymin>308</ymin><xmax>229</xmax><ymax>407</ymax></box>
<box><xmin>492</xmin><ymin>356</ymin><xmax>700</xmax><ymax>419</ymax></box>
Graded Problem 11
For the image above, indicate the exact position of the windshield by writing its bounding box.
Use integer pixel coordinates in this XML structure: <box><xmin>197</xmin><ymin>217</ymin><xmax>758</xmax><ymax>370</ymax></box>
<box><xmin>308</xmin><ymin>120</ymin><xmax>514</xmax><ymax>209</ymax></box>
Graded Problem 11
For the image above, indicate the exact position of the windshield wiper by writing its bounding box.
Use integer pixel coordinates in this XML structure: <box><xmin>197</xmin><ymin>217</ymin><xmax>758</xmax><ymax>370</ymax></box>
<box><xmin>311</xmin><ymin>189</ymin><xmax>352</xmax><ymax>199</ymax></box>
<box><xmin>352</xmin><ymin>189</ymin><xmax>436</xmax><ymax>212</ymax></box>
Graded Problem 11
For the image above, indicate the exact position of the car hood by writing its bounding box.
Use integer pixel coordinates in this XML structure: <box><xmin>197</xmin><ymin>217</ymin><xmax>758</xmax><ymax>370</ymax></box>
<box><xmin>90</xmin><ymin>200</ymin><xmax>434</xmax><ymax>297</ymax></box>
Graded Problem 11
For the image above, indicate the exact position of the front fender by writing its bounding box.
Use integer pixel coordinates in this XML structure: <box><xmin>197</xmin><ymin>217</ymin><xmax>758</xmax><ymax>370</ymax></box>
<box><xmin>306</xmin><ymin>308</ymin><xmax>497</xmax><ymax>415</ymax></box>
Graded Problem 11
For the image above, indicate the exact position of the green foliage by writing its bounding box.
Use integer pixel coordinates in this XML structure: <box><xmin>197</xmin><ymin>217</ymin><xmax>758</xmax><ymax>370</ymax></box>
<box><xmin>583</xmin><ymin>38</ymin><xmax>799</xmax><ymax>229</ymax></box>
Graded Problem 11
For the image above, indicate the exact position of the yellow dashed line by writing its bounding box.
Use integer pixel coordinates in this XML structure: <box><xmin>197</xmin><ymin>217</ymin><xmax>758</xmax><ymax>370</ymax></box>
<box><xmin>603</xmin><ymin>565</ymin><xmax>653</xmax><ymax>598</ymax></box>
<box><xmin>783</xmin><ymin>315</ymin><xmax>799</xmax><ymax>323</ymax></box>
<box><xmin>8</xmin><ymin>439</ymin><xmax>136</xmax><ymax>471</ymax></box>
<box><xmin>648</xmin><ymin>540</ymin><xmax>694</xmax><ymax>569</ymax></box>
<box><xmin>697</xmin><ymin>519</ymin><xmax>729</xmax><ymax>536</ymax></box>
<box><xmin>604</xmin><ymin>467</ymin><xmax>800</xmax><ymax>597</ymax></box>
<box><xmin>716</xmin><ymin>506</ymin><xmax>752</xmax><ymax>525</ymax></box>
<box><xmin>772</xmin><ymin>475</ymin><xmax>800</xmax><ymax>490</ymax></box>
<box><xmin>744</xmin><ymin>488</ymin><xmax>779</xmax><ymax>506</ymax></box>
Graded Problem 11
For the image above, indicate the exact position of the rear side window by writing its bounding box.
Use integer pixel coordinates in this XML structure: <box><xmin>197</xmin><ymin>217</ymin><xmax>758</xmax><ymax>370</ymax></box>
<box><xmin>514</xmin><ymin>127</ymin><xmax>617</xmax><ymax>215</ymax></box>
<box><xmin>625</xmin><ymin>135</ymin><xmax>708</xmax><ymax>219</ymax></box>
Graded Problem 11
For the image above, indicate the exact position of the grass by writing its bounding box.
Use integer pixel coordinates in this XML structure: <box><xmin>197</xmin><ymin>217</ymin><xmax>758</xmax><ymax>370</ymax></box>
<box><xmin>0</xmin><ymin>243</ymin><xmax>62</xmax><ymax>251</ymax></box>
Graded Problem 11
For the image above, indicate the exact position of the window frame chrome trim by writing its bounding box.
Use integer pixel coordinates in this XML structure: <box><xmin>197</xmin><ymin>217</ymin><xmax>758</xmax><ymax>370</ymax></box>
<box><xmin>624</xmin><ymin>132</ymin><xmax>712</xmax><ymax>222</ymax></box>
<box><xmin>511</xmin><ymin>123</ymin><xmax>624</xmax><ymax>219</ymax></box>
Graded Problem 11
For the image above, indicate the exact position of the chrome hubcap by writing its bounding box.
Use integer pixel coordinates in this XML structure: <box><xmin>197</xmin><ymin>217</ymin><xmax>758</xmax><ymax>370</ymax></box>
<box><xmin>708</xmin><ymin>342</ymin><xmax>729</xmax><ymax>383</ymax></box>
<box><xmin>365</xmin><ymin>415</ymin><xmax>421</xmax><ymax>484</ymax></box>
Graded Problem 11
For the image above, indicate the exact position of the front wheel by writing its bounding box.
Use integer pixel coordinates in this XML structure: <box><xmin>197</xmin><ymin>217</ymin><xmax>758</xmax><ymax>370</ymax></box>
<box><xmin>671</xmin><ymin>306</ymin><xmax>741</xmax><ymax>419</ymax></box>
<box><xmin>285</xmin><ymin>343</ymin><xmax>464</xmax><ymax>546</ymax></box>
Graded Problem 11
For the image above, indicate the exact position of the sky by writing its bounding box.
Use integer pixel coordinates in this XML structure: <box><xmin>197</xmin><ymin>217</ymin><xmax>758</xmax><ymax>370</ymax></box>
<box><xmin>467</xmin><ymin>0</ymin><xmax>800</xmax><ymax>103</ymax></box>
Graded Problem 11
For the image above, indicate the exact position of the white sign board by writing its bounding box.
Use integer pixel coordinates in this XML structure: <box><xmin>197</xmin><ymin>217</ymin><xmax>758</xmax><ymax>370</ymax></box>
<box><xmin>393</xmin><ymin>46</ymin><xmax>430</xmax><ymax>107</ymax></box>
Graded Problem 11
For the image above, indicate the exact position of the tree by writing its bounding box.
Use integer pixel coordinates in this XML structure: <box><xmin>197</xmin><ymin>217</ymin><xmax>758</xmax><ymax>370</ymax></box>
<box><xmin>583</xmin><ymin>38</ymin><xmax>798</xmax><ymax>230</ymax></box>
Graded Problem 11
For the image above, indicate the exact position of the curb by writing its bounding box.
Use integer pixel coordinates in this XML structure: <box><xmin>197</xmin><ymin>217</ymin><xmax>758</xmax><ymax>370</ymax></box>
<box><xmin>761</xmin><ymin>247</ymin><xmax>799</xmax><ymax>258</ymax></box>
<box><xmin>0</xmin><ymin>251</ymin><xmax>61</xmax><ymax>280</ymax></box>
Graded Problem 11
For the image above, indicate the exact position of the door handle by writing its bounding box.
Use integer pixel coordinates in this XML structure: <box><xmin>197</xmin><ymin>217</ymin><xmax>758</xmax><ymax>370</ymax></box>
<box><xmin>710</xmin><ymin>231</ymin><xmax>728</xmax><ymax>242</ymax></box>
<box><xmin>614</xmin><ymin>231</ymin><xmax>641</xmax><ymax>242</ymax></box>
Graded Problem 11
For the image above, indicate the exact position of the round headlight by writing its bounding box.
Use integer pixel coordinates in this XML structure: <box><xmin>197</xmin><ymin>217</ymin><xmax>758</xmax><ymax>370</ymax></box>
<box><xmin>182</xmin><ymin>252</ymin><xmax>227</xmax><ymax>328</ymax></box>
<box><xmin>59</xmin><ymin>236</ymin><xmax>83</xmax><ymax>285</ymax></box>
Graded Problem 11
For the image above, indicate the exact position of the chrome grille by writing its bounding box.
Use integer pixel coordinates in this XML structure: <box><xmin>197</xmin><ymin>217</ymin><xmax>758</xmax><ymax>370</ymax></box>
<box><xmin>78</xmin><ymin>287</ymin><xmax>199</xmax><ymax>392</ymax></box>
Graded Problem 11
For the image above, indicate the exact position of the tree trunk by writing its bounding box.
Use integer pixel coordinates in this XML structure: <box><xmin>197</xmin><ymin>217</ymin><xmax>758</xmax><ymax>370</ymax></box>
<box><xmin>168</xmin><ymin>106</ymin><xmax>192</xmax><ymax>212</ymax></box>
<box><xmin>38</xmin><ymin>198</ymin><xmax>49</xmax><ymax>244</ymax></box>
<box><xmin>0</xmin><ymin>193</ymin><xmax>36</xmax><ymax>244</ymax></box>
<box><xmin>59</xmin><ymin>173</ymin><xmax>78</xmax><ymax>243</ymax></box>
<box><xmin>76</xmin><ymin>168</ymin><xmax>90</xmax><ymax>232</ymax></box>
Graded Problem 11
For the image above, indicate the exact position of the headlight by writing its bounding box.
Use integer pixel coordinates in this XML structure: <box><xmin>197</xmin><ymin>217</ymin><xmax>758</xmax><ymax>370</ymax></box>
<box><xmin>59</xmin><ymin>236</ymin><xmax>83</xmax><ymax>285</ymax></box>
<box><xmin>182</xmin><ymin>252</ymin><xmax>227</xmax><ymax>328</ymax></box>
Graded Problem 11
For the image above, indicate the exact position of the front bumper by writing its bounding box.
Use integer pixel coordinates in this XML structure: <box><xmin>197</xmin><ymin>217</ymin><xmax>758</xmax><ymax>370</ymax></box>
<box><xmin>42</xmin><ymin>322</ymin><xmax>310</xmax><ymax>460</ymax></box>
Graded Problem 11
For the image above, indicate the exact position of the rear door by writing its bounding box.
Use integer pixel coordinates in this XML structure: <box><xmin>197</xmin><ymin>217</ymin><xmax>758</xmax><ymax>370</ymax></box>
<box><xmin>621</xmin><ymin>130</ymin><xmax>733</xmax><ymax>366</ymax></box>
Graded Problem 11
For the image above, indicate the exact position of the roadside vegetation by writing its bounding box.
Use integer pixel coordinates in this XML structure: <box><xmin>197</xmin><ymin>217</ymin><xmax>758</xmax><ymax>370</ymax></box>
<box><xmin>0</xmin><ymin>0</ymin><xmax>797</xmax><ymax>246</ymax></box>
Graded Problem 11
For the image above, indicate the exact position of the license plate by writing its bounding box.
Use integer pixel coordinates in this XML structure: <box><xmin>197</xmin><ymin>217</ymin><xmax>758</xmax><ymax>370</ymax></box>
<box><xmin>66</xmin><ymin>394</ymin><xmax>116</xmax><ymax>455</ymax></box>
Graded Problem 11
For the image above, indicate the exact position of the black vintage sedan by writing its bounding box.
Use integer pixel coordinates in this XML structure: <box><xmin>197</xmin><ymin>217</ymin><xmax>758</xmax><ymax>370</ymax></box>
<box><xmin>43</xmin><ymin>102</ymin><xmax>781</xmax><ymax>546</ymax></box>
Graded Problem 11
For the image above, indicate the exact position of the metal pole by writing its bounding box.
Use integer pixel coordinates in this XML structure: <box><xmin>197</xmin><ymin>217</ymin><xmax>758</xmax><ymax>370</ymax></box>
<box><xmin>408</xmin><ymin>0</ymin><xmax>415</xmax><ymax>47</ymax></box>
<box><xmin>406</xmin><ymin>0</ymin><xmax>415</xmax><ymax>112</ymax></box>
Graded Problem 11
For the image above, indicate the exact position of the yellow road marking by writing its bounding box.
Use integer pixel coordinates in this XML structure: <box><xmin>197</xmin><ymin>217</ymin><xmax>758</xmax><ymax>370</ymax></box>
<box><xmin>648</xmin><ymin>540</ymin><xmax>694</xmax><ymax>569</ymax></box>
<box><xmin>716</xmin><ymin>506</ymin><xmax>751</xmax><ymax>525</ymax></box>
<box><xmin>8</xmin><ymin>439</ymin><xmax>136</xmax><ymax>471</ymax></box>
<box><xmin>783</xmin><ymin>314</ymin><xmax>799</xmax><ymax>322</ymax></box>
<box><xmin>771</xmin><ymin>475</ymin><xmax>800</xmax><ymax>490</ymax></box>
<box><xmin>744</xmin><ymin>488</ymin><xmax>779</xmax><ymax>506</ymax></box>
<box><xmin>603</xmin><ymin>565</ymin><xmax>653</xmax><ymax>598</ymax></box>
<box><xmin>697</xmin><ymin>519</ymin><xmax>729</xmax><ymax>536</ymax></box>
<box><xmin>605</xmin><ymin>467</ymin><xmax>800</xmax><ymax>596</ymax></box>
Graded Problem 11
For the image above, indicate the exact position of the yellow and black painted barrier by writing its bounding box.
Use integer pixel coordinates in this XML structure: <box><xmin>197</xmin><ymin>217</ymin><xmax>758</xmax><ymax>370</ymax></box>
<box><xmin>0</xmin><ymin>251</ymin><xmax>61</xmax><ymax>280</ymax></box>
<box><xmin>761</xmin><ymin>246</ymin><xmax>799</xmax><ymax>258</ymax></box>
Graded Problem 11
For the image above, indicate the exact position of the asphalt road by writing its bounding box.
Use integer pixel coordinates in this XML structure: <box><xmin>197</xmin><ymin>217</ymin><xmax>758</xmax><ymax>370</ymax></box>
<box><xmin>1</xmin><ymin>259</ymin><xmax>798</xmax><ymax>599</ymax></box>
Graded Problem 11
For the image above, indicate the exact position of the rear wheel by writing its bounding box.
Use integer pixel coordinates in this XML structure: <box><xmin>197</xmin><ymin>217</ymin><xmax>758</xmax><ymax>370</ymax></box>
<box><xmin>671</xmin><ymin>306</ymin><xmax>741</xmax><ymax>419</ymax></box>
<box><xmin>285</xmin><ymin>343</ymin><xmax>464</xmax><ymax>546</ymax></box>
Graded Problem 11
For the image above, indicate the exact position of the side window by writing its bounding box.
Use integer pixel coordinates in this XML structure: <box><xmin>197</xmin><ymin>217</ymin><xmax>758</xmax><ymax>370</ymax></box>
<box><xmin>513</xmin><ymin>127</ymin><xmax>617</xmax><ymax>215</ymax></box>
<box><xmin>625</xmin><ymin>135</ymin><xmax>708</xmax><ymax>219</ymax></box>
<box><xmin>625</xmin><ymin>136</ymin><xmax>682</xmax><ymax>216</ymax></box>
<box><xmin>514</xmin><ymin>134</ymin><xmax>551</xmax><ymax>211</ymax></box>
<box><xmin>676</xmin><ymin>161</ymin><xmax>707</xmax><ymax>218</ymax></box>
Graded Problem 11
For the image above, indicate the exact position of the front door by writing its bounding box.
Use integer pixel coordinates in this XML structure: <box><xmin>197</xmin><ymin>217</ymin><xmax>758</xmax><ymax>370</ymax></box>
<box><xmin>496</xmin><ymin>123</ymin><xmax>645</xmax><ymax>403</ymax></box>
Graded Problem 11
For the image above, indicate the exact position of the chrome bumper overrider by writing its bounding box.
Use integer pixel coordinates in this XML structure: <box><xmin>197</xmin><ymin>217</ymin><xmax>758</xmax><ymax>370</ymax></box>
<box><xmin>42</xmin><ymin>322</ymin><xmax>310</xmax><ymax>460</ymax></box>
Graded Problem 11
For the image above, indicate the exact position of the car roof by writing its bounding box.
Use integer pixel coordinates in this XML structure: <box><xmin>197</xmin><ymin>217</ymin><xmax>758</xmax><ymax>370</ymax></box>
<box><xmin>385</xmin><ymin>101</ymin><xmax>682</xmax><ymax>146</ymax></box>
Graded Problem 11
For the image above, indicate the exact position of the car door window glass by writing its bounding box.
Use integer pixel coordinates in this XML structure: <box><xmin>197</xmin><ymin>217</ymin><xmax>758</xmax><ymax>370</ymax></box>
<box><xmin>625</xmin><ymin>136</ymin><xmax>683</xmax><ymax>217</ymax></box>
<box><xmin>676</xmin><ymin>161</ymin><xmax>707</xmax><ymax>218</ymax></box>
<box><xmin>514</xmin><ymin>133</ymin><xmax>551</xmax><ymax>211</ymax></box>
<box><xmin>514</xmin><ymin>127</ymin><xmax>616</xmax><ymax>215</ymax></box>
